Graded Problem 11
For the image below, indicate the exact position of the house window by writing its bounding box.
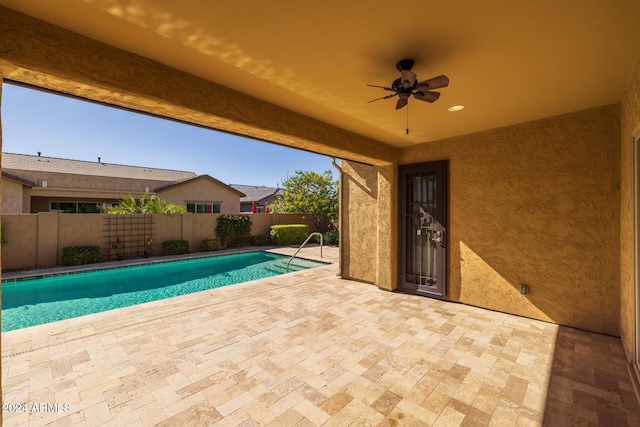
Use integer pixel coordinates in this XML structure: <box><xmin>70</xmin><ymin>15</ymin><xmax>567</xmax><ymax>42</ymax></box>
<box><xmin>50</xmin><ymin>201</ymin><xmax>115</xmax><ymax>213</ymax></box>
<box><xmin>187</xmin><ymin>202</ymin><xmax>221</xmax><ymax>214</ymax></box>
<box><xmin>51</xmin><ymin>202</ymin><xmax>77</xmax><ymax>213</ymax></box>
<box><xmin>78</xmin><ymin>203</ymin><xmax>102</xmax><ymax>213</ymax></box>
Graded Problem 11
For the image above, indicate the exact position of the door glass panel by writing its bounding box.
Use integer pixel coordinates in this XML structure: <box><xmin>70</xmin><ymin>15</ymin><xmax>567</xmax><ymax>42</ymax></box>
<box><xmin>406</xmin><ymin>172</ymin><xmax>437</xmax><ymax>287</ymax></box>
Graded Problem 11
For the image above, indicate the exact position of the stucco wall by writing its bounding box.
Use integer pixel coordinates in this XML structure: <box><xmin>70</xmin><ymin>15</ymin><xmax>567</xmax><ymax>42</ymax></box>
<box><xmin>340</xmin><ymin>162</ymin><xmax>398</xmax><ymax>290</ymax></box>
<box><xmin>398</xmin><ymin>105</ymin><xmax>621</xmax><ymax>335</ymax></box>
<box><xmin>341</xmin><ymin>161</ymin><xmax>378</xmax><ymax>283</ymax></box>
<box><xmin>620</xmin><ymin>55</ymin><xmax>640</xmax><ymax>360</ymax></box>
<box><xmin>2</xmin><ymin>178</ymin><xmax>24</xmax><ymax>213</ymax></box>
<box><xmin>156</xmin><ymin>178</ymin><xmax>241</xmax><ymax>213</ymax></box>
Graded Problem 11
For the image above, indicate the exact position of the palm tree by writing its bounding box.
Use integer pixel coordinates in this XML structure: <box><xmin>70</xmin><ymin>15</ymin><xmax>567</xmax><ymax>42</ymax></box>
<box><xmin>109</xmin><ymin>194</ymin><xmax>186</xmax><ymax>215</ymax></box>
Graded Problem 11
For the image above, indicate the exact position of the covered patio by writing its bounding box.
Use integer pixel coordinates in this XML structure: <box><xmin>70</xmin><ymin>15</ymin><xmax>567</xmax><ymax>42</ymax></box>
<box><xmin>2</xmin><ymin>248</ymin><xmax>639</xmax><ymax>426</ymax></box>
<box><xmin>2</xmin><ymin>1</ymin><xmax>640</xmax><ymax>425</ymax></box>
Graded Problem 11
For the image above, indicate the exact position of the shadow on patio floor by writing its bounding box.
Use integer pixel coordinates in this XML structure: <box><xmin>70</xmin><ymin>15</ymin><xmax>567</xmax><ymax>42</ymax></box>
<box><xmin>543</xmin><ymin>326</ymin><xmax>640</xmax><ymax>426</ymax></box>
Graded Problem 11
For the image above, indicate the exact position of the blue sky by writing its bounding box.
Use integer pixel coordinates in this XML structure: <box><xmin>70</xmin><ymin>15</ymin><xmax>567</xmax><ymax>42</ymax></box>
<box><xmin>1</xmin><ymin>83</ymin><xmax>336</xmax><ymax>187</ymax></box>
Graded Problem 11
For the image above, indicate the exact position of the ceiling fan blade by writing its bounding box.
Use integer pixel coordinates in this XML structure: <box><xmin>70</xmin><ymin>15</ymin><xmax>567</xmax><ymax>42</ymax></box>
<box><xmin>367</xmin><ymin>84</ymin><xmax>395</xmax><ymax>92</ymax></box>
<box><xmin>417</xmin><ymin>75</ymin><xmax>449</xmax><ymax>90</ymax></box>
<box><xmin>414</xmin><ymin>90</ymin><xmax>441</xmax><ymax>103</ymax></box>
<box><xmin>368</xmin><ymin>93</ymin><xmax>397</xmax><ymax>103</ymax></box>
<box><xmin>396</xmin><ymin>97</ymin><xmax>408</xmax><ymax>110</ymax></box>
<box><xmin>400</xmin><ymin>70</ymin><xmax>417</xmax><ymax>89</ymax></box>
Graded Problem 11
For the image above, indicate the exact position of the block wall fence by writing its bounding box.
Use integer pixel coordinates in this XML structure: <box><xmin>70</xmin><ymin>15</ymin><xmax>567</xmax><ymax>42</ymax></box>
<box><xmin>1</xmin><ymin>212</ymin><xmax>316</xmax><ymax>270</ymax></box>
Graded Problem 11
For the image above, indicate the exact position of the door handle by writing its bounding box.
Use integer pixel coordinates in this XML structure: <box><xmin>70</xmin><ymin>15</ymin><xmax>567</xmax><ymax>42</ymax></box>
<box><xmin>432</xmin><ymin>230</ymin><xmax>445</xmax><ymax>246</ymax></box>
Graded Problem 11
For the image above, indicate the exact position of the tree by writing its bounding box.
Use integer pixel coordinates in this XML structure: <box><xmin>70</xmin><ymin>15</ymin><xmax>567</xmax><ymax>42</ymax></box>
<box><xmin>109</xmin><ymin>194</ymin><xmax>186</xmax><ymax>215</ymax></box>
<box><xmin>270</xmin><ymin>170</ymin><xmax>338</xmax><ymax>231</ymax></box>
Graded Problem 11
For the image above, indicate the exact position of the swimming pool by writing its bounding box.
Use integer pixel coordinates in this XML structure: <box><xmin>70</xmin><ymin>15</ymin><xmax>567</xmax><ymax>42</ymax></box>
<box><xmin>1</xmin><ymin>251</ymin><xmax>325</xmax><ymax>332</ymax></box>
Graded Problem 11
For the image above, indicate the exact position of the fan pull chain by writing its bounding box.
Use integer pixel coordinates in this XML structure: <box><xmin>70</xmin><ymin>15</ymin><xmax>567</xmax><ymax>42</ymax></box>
<box><xmin>406</xmin><ymin>103</ymin><xmax>410</xmax><ymax>135</ymax></box>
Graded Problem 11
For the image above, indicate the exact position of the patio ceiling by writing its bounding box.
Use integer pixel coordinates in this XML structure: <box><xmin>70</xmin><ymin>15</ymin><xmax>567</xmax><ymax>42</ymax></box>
<box><xmin>2</xmin><ymin>0</ymin><xmax>640</xmax><ymax>147</ymax></box>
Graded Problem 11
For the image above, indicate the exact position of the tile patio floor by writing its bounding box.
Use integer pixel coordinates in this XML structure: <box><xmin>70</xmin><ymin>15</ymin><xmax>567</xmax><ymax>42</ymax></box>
<box><xmin>2</xmin><ymin>246</ymin><xmax>639</xmax><ymax>426</ymax></box>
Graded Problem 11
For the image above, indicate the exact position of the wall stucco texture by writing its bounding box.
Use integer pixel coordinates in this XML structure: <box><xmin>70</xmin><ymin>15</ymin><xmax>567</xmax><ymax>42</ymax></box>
<box><xmin>619</xmin><ymin>55</ymin><xmax>640</xmax><ymax>359</ymax></box>
<box><xmin>396</xmin><ymin>105</ymin><xmax>621</xmax><ymax>335</ymax></box>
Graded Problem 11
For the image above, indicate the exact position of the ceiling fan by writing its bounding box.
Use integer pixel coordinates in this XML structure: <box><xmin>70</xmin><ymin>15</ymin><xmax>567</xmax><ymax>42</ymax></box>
<box><xmin>368</xmin><ymin>59</ymin><xmax>449</xmax><ymax>110</ymax></box>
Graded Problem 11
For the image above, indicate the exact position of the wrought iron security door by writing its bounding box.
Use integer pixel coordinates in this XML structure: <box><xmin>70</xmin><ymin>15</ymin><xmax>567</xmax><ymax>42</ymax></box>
<box><xmin>400</xmin><ymin>161</ymin><xmax>447</xmax><ymax>297</ymax></box>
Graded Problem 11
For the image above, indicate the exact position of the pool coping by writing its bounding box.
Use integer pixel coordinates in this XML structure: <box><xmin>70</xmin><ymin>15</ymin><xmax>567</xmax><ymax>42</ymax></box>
<box><xmin>1</xmin><ymin>245</ymin><xmax>333</xmax><ymax>282</ymax></box>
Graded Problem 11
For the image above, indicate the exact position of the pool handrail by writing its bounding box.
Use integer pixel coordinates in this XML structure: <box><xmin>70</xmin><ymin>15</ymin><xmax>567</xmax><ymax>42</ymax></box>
<box><xmin>286</xmin><ymin>232</ymin><xmax>323</xmax><ymax>270</ymax></box>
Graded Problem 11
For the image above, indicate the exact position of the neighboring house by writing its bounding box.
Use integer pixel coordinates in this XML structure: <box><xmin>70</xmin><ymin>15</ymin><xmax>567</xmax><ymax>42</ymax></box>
<box><xmin>231</xmin><ymin>184</ymin><xmax>283</xmax><ymax>213</ymax></box>
<box><xmin>1</xmin><ymin>152</ymin><xmax>244</xmax><ymax>214</ymax></box>
<box><xmin>2</xmin><ymin>171</ymin><xmax>35</xmax><ymax>213</ymax></box>
<box><xmin>157</xmin><ymin>175</ymin><xmax>245</xmax><ymax>214</ymax></box>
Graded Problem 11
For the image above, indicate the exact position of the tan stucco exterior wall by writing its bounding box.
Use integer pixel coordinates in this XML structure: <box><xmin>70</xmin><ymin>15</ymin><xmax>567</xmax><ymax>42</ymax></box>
<box><xmin>375</xmin><ymin>164</ymin><xmax>398</xmax><ymax>291</ymax></box>
<box><xmin>398</xmin><ymin>105</ymin><xmax>621</xmax><ymax>335</ymax></box>
<box><xmin>2</xmin><ymin>178</ymin><xmax>24</xmax><ymax>213</ymax></box>
<box><xmin>340</xmin><ymin>161</ymin><xmax>398</xmax><ymax>290</ymax></box>
<box><xmin>156</xmin><ymin>178</ymin><xmax>241</xmax><ymax>214</ymax></box>
<box><xmin>620</xmin><ymin>55</ymin><xmax>640</xmax><ymax>361</ymax></box>
<box><xmin>341</xmin><ymin>161</ymin><xmax>378</xmax><ymax>283</ymax></box>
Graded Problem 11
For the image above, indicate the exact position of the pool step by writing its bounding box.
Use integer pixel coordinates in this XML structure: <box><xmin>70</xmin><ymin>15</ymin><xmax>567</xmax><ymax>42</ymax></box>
<box><xmin>266</xmin><ymin>263</ymin><xmax>309</xmax><ymax>274</ymax></box>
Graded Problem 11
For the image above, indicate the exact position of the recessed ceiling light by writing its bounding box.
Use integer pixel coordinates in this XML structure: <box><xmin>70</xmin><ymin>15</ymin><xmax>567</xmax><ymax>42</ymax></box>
<box><xmin>448</xmin><ymin>105</ymin><xmax>464</xmax><ymax>112</ymax></box>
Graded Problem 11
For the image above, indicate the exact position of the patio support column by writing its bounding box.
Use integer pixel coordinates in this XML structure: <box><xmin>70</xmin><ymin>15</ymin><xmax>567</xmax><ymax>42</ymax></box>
<box><xmin>375</xmin><ymin>164</ymin><xmax>398</xmax><ymax>291</ymax></box>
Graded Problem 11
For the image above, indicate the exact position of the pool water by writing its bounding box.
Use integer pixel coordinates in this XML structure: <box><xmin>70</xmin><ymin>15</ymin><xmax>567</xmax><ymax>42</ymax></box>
<box><xmin>2</xmin><ymin>251</ymin><xmax>325</xmax><ymax>332</ymax></box>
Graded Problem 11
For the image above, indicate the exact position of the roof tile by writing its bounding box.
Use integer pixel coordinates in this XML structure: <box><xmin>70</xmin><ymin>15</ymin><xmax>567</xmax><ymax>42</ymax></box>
<box><xmin>2</xmin><ymin>153</ymin><xmax>197</xmax><ymax>181</ymax></box>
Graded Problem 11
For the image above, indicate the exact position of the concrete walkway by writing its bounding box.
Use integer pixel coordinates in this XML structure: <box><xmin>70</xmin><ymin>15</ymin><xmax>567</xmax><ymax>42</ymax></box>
<box><xmin>2</xmin><ymin>246</ymin><xmax>639</xmax><ymax>426</ymax></box>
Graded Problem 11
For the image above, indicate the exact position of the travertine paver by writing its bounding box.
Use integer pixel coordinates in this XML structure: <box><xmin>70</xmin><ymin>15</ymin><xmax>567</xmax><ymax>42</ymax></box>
<box><xmin>2</xmin><ymin>246</ymin><xmax>639</xmax><ymax>426</ymax></box>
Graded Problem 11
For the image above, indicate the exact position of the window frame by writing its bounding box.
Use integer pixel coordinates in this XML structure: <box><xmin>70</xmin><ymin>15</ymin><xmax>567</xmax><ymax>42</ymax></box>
<box><xmin>186</xmin><ymin>202</ymin><xmax>221</xmax><ymax>214</ymax></box>
<box><xmin>50</xmin><ymin>201</ymin><xmax>116</xmax><ymax>213</ymax></box>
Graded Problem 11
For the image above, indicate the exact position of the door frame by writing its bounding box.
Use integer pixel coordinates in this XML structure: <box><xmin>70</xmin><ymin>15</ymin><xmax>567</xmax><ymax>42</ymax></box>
<box><xmin>398</xmin><ymin>160</ymin><xmax>449</xmax><ymax>298</ymax></box>
<box><xmin>633</xmin><ymin>122</ymin><xmax>640</xmax><ymax>389</ymax></box>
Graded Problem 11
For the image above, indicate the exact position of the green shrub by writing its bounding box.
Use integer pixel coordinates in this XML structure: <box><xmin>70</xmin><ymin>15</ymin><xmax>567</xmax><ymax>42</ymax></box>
<box><xmin>61</xmin><ymin>246</ymin><xmax>102</xmax><ymax>266</ymax></box>
<box><xmin>270</xmin><ymin>224</ymin><xmax>309</xmax><ymax>246</ymax></box>
<box><xmin>215</xmin><ymin>215</ymin><xmax>252</xmax><ymax>248</ymax></box>
<box><xmin>163</xmin><ymin>240</ymin><xmax>189</xmax><ymax>255</ymax></box>
<box><xmin>322</xmin><ymin>229</ymin><xmax>339</xmax><ymax>246</ymax></box>
<box><xmin>201</xmin><ymin>238</ymin><xmax>221</xmax><ymax>251</ymax></box>
<box><xmin>250</xmin><ymin>234</ymin><xmax>270</xmax><ymax>246</ymax></box>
